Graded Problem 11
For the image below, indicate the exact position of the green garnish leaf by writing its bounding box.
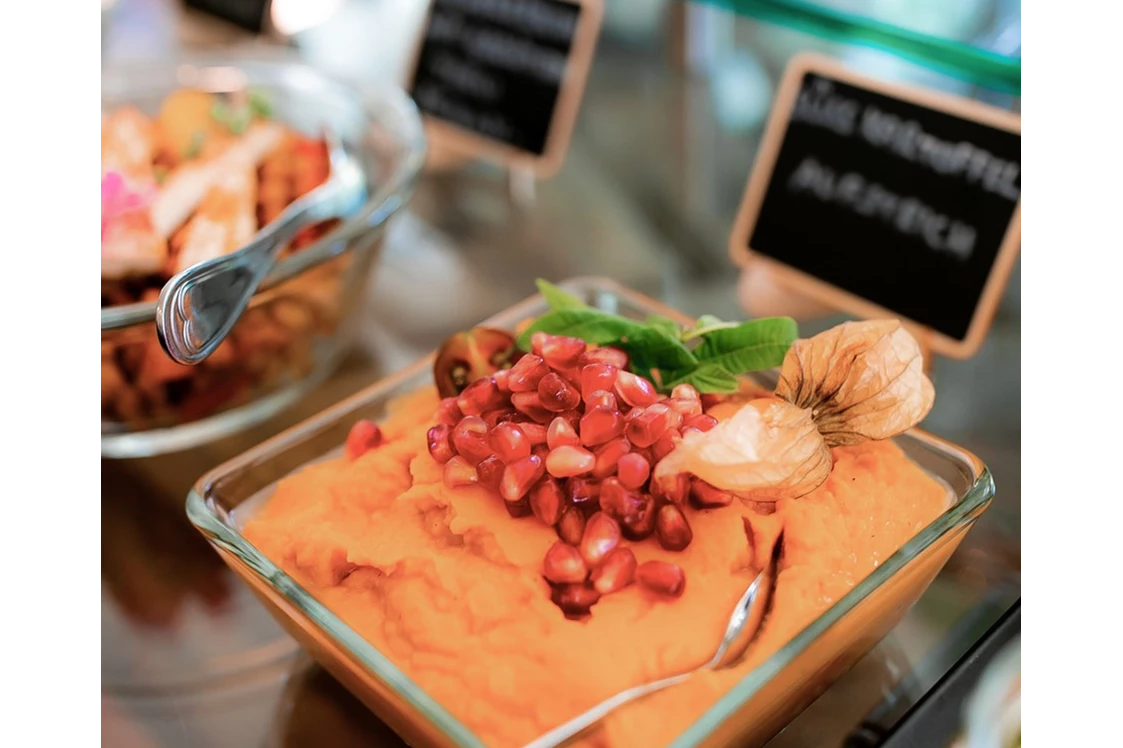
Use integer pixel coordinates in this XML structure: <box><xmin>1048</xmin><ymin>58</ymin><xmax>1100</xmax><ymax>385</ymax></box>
<box><xmin>522</xmin><ymin>278</ymin><xmax>798</xmax><ymax>394</ymax></box>
<box><xmin>210</xmin><ymin>100</ymin><xmax>229</xmax><ymax>124</ymax></box>
<box><xmin>228</xmin><ymin>108</ymin><xmax>250</xmax><ymax>135</ymax></box>
<box><xmin>183</xmin><ymin>130</ymin><xmax>205</xmax><ymax>159</ymax></box>
<box><xmin>248</xmin><ymin>88</ymin><xmax>273</xmax><ymax>119</ymax></box>
<box><xmin>536</xmin><ymin>279</ymin><xmax>588</xmax><ymax>311</ymax></box>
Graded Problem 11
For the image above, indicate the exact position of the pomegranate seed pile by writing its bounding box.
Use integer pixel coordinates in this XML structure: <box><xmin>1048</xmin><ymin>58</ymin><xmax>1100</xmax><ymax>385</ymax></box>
<box><xmin>424</xmin><ymin>332</ymin><xmax>739</xmax><ymax>617</ymax></box>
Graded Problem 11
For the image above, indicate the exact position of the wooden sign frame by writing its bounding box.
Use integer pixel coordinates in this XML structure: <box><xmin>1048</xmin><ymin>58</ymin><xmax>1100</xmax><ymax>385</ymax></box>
<box><xmin>407</xmin><ymin>0</ymin><xmax>604</xmax><ymax>179</ymax></box>
<box><xmin>729</xmin><ymin>53</ymin><xmax>1021</xmax><ymax>360</ymax></box>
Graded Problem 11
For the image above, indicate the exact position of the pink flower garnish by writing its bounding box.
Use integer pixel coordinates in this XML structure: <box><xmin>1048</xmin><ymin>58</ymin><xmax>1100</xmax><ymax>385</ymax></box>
<box><xmin>101</xmin><ymin>170</ymin><xmax>154</xmax><ymax>241</ymax></box>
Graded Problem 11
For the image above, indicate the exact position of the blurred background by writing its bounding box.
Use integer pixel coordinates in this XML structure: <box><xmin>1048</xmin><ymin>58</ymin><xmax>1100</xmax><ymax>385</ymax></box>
<box><xmin>101</xmin><ymin>1</ymin><xmax>1020</xmax><ymax>746</ymax></box>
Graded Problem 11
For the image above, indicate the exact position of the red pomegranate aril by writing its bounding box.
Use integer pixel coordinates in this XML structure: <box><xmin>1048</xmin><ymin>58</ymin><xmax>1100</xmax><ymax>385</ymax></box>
<box><xmin>493</xmin><ymin>368</ymin><xmax>511</xmax><ymax>392</ymax></box>
<box><xmin>489</xmin><ymin>422</ymin><xmax>531</xmax><ymax>463</ymax></box>
<box><xmin>452</xmin><ymin>416</ymin><xmax>492</xmax><ymax>465</ymax></box>
<box><xmin>636</xmin><ymin>561</ymin><xmax>686</xmax><ymax>597</ymax></box>
<box><xmin>616</xmin><ymin>453</ymin><xmax>651</xmax><ymax>490</ymax></box>
<box><xmin>656</xmin><ymin>504</ymin><xmax>693</xmax><ymax>551</ymax></box>
<box><xmin>580</xmin><ymin>363</ymin><xmax>619</xmax><ymax>402</ymax></box>
<box><xmin>482</xmin><ymin>408</ymin><xmax>518</xmax><ymax>428</ymax></box>
<box><xmin>566</xmin><ymin>477</ymin><xmax>602</xmax><ymax>515</ymax></box>
<box><xmin>578</xmin><ymin>346</ymin><xmax>629</xmax><ymax>369</ymax></box>
<box><xmin>624</xmin><ymin>407</ymin><xmax>644</xmax><ymax>423</ymax></box>
<box><xmin>556</xmin><ymin>506</ymin><xmax>586</xmax><ymax>545</ymax></box>
<box><xmin>437</xmin><ymin>397</ymin><xmax>463</xmax><ymax>426</ymax></box>
<box><xmin>443</xmin><ymin>456</ymin><xmax>478</xmax><ymax>488</ymax></box>
<box><xmin>700</xmin><ymin>393</ymin><xmax>726</xmax><ymax>410</ymax></box>
<box><xmin>426</xmin><ymin>424</ymin><xmax>455</xmax><ymax>465</ymax></box>
<box><xmin>671</xmin><ymin>383</ymin><xmax>701</xmax><ymax>402</ymax></box>
<box><xmin>345</xmin><ymin>420</ymin><xmax>383</xmax><ymax>460</ymax></box>
<box><xmin>690</xmin><ymin>478</ymin><xmax>735</xmax><ymax>508</ymax></box>
<box><xmin>615</xmin><ymin>370</ymin><xmax>660</xmax><ymax>408</ymax></box>
<box><xmin>551</xmin><ymin>582</ymin><xmax>600</xmax><ymax>616</ymax></box>
<box><xmin>508</xmin><ymin>354</ymin><xmax>550</xmax><ymax>392</ymax></box>
<box><xmin>652</xmin><ymin>472</ymin><xmax>691</xmax><ymax>506</ymax></box>
<box><xmin>520</xmin><ymin>421</ymin><xmax>548</xmax><ymax>445</ymax></box>
<box><xmin>547</xmin><ymin>445</ymin><xmax>596</xmax><ymax>478</ymax></box>
<box><xmin>685</xmin><ymin>414</ymin><xmax>719</xmax><ymax>432</ymax></box>
<box><xmin>476</xmin><ymin>455</ymin><xmax>505</xmax><ymax>491</ymax></box>
<box><xmin>538</xmin><ymin>372</ymin><xmax>581</xmax><ymax>412</ymax></box>
<box><xmin>627</xmin><ymin>403</ymin><xmax>684</xmax><ymax>449</ymax></box>
<box><xmin>619</xmin><ymin>492</ymin><xmax>657</xmax><ymax>540</ymax></box>
<box><xmin>580</xmin><ymin>512</ymin><xmax>622</xmax><ymax>567</ymax></box>
<box><xmin>530</xmin><ymin>477</ymin><xmax>566</xmax><ymax>526</ymax></box>
<box><xmin>532</xmin><ymin>443</ymin><xmax>551</xmax><ymax>462</ymax></box>
<box><xmin>651</xmin><ymin>430</ymin><xmax>682</xmax><ymax>463</ymax></box>
<box><xmin>457</xmin><ymin>377</ymin><xmax>502</xmax><ymax>416</ymax></box>
<box><xmin>667</xmin><ymin>397</ymin><xmax>703</xmax><ymax>418</ymax></box>
<box><xmin>543</xmin><ymin>542</ymin><xmax>588</xmax><ymax>584</ymax></box>
<box><xmin>539</xmin><ymin>335</ymin><xmax>586</xmax><ymax>370</ymax></box>
<box><xmin>511</xmin><ymin>391</ymin><xmax>555</xmax><ymax>423</ymax></box>
<box><xmin>592</xmin><ymin>437</ymin><xmax>631</xmax><ymax>478</ymax></box>
<box><xmin>530</xmin><ymin>331</ymin><xmax>549</xmax><ymax>356</ymax></box>
<box><xmin>681</xmin><ymin>426</ymin><xmax>705</xmax><ymax>440</ymax></box>
<box><xmin>500</xmin><ymin>454</ymin><xmax>545</xmax><ymax>502</ymax></box>
<box><xmin>547</xmin><ymin>417</ymin><xmax>581</xmax><ymax>450</ymax></box>
<box><xmin>505</xmin><ymin>495</ymin><xmax>533</xmax><ymax>518</ymax></box>
<box><xmin>580</xmin><ymin>406</ymin><xmax>625</xmax><ymax>446</ymax></box>
<box><xmin>591</xmin><ymin>547</ymin><xmax>637</xmax><ymax>594</ymax></box>
<box><xmin>585</xmin><ymin>389</ymin><xmax>617</xmax><ymax>410</ymax></box>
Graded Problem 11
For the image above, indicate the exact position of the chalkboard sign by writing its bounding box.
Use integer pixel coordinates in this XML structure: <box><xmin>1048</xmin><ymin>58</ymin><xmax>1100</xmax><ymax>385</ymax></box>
<box><xmin>730</xmin><ymin>54</ymin><xmax>1021</xmax><ymax>359</ymax></box>
<box><xmin>408</xmin><ymin>0</ymin><xmax>604</xmax><ymax>177</ymax></box>
<box><xmin>184</xmin><ymin>0</ymin><xmax>270</xmax><ymax>33</ymax></box>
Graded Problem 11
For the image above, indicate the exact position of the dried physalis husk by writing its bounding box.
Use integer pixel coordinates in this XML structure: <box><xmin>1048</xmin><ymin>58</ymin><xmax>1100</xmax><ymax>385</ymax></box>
<box><xmin>654</xmin><ymin>397</ymin><xmax>831</xmax><ymax>502</ymax></box>
<box><xmin>775</xmin><ymin>319</ymin><xmax>934</xmax><ymax>447</ymax></box>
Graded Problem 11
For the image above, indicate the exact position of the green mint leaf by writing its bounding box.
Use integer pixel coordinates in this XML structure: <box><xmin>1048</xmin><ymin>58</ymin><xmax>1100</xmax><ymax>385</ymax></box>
<box><xmin>681</xmin><ymin>314</ymin><xmax>740</xmax><ymax>342</ymax></box>
<box><xmin>612</xmin><ymin>326</ymin><xmax>698</xmax><ymax>374</ymax></box>
<box><xmin>517</xmin><ymin>309</ymin><xmax>644</xmax><ymax>350</ymax></box>
<box><xmin>248</xmin><ymin>88</ymin><xmax>273</xmax><ymax>119</ymax></box>
<box><xmin>536</xmin><ymin>279</ymin><xmax>588</xmax><ymax>311</ymax></box>
<box><xmin>643</xmin><ymin>314</ymin><xmax>680</xmax><ymax>339</ymax></box>
<box><xmin>665</xmin><ymin>363</ymin><xmax>741</xmax><ymax>394</ymax></box>
<box><xmin>695</xmin><ymin>317</ymin><xmax>798</xmax><ymax>373</ymax></box>
<box><xmin>183</xmin><ymin>130</ymin><xmax>205</xmax><ymax>160</ymax></box>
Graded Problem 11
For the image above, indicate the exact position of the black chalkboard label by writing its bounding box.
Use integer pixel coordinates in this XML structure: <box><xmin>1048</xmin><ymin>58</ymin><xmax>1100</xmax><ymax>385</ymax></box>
<box><xmin>409</xmin><ymin>0</ymin><xmax>603</xmax><ymax>176</ymax></box>
<box><xmin>731</xmin><ymin>55</ymin><xmax>1021</xmax><ymax>359</ymax></box>
<box><xmin>184</xmin><ymin>0</ymin><xmax>269</xmax><ymax>33</ymax></box>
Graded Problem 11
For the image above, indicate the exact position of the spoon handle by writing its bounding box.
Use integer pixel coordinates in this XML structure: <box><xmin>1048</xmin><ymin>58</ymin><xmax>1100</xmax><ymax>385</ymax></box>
<box><xmin>520</xmin><ymin>671</ymin><xmax>693</xmax><ymax>748</ymax></box>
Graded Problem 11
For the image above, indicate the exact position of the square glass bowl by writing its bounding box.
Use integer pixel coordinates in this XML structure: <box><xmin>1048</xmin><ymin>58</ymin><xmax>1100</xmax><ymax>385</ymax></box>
<box><xmin>187</xmin><ymin>277</ymin><xmax>995</xmax><ymax>748</ymax></box>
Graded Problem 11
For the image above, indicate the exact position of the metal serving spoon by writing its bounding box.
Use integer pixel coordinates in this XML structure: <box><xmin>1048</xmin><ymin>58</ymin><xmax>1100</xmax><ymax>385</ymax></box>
<box><xmin>155</xmin><ymin>127</ymin><xmax>366</xmax><ymax>365</ymax></box>
<box><xmin>523</xmin><ymin>532</ymin><xmax>785</xmax><ymax>748</ymax></box>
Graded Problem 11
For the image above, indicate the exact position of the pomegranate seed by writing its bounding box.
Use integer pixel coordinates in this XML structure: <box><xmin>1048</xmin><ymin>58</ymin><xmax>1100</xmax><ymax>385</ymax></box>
<box><xmin>443</xmin><ymin>456</ymin><xmax>478</xmax><ymax>488</ymax></box>
<box><xmin>511</xmin><ymin>392</ymin><xmax>555</xmax><ymax>423</ymax></box>
<box><xmin>551</xmin><ymin>582</ymin><xmax>600</xmax><ymax>616</ymax></box>
<box><xmin>530</xmin><ymin>477</ymin><xmax>566</xmax><ymax>526</ymax></box>
<box><xmin>624</xmin><ymin>407</ymin><xmax>644</xmax><ymax>423</ymax></box>
<box><xmin>626</xmin><ymin>403</ymin><xmax>683</xmax><ymax>449</ymax></box>
<box><xmin>493</xmin><ymin>368</ymin><xmax>511</xmax><ymax>392</ymax></box>
<box><xmin>690</xmin><ymin>478</ymin><xmax>735</xmax><ymax>508</ymax></box>
<box><xmin>452</xmin><ymin>416</ymin><xmax>492</xmax><ymax>465</ymax></box>
<box><xmin>656</xmin><ymin>504</ymin><xmax>693</xmax><ymax>551</ymax></box>
<box><xmin>532</xmin><ymin>443</ymin><xmax>551</xmax><ymax>462</ymax></box>
<box><xmin>671</xmin><ymin>383</ymin><xmax>701</xmax><ymax>402</ymax></box>
<box><xmin>437</xmin><ymin>397</ymin><xmax>463</xmax><ymax>426</ymax></box>
<box><xmin>580</xmin><ymin>363</ymin><xmax>619</xmax><ymax>402</ymax></box>
<box><xmin>585</xmin><ymin>389</ymin><xmax>618</xmax><ymax>410</ymax></box>
<box><xmin>700</xmin><ymin>393</ymin><xmax>726</xmax><ymax>410</ymax></box>
<box><xmin>597</xmin><ymin>477</ymin><xmax>632</xmax><ymax>518</ymax></box>
<box><xmin>543</xmin><ymin>541</ymin><xmax>588</xmax><ymax>584</ymax></box>
<box><xmin>520</xmin><ymin>421</ymin><xmax>548</xmax><ymax>445</ymax></box>
<box><xmin>580</xmin><ymin>512</ymin><xmax>621</xmax><ymax>567</ymax></box>
<box><xmin>616</xmin><ymin>453</ymin><xmax>651</xmax><ymax>490</ymax></box>
<box><xmin>636</xmin><ymin>561</ymin><xmax>686</xmax><ymax>597</ymax></box>
<box><xmin>546</xmin><ymin>445</ymin><xmax>595</xmax><ymax>478</ymax></box>
<box><xmin>615</xmin><ymin>370</ymin><xmax>659</xmax><ymax>408</ymax></box>
<box><xmin>667</xmin><ymin>397</ymin><xmax>703</xmax><ymax>418</ymax></box>
<box><xmin>578</xmin><ymin>347</ymin><xmax>629</xmax><ymax>368</ymax></box>
<box><xmin>591</xmin><ymin>547</ymin><xmax>637</xmax><ymax>594</ymax></box>
<box><xmin>500</xmin><ymin>454</ymin><xmax>545</xmax><ymax>502</ymax></box>
<box><xmin>651</xmin><ymin>430</ymin><xmax>683</xmax><ymax>462</ymax></box>
<box><xmin>489</xmin><ymin>422</ymin><xmax>531</xmax><ymax>463</ymax></box>
<box><xmin>591</xmin><ymin>437</ymin><xmax>631</xmax><ymax>478</ymax></box>
<box><xmin>345</xmin><ymin>420</ymin><xmax>383</xmax><ymax>460</ymax></box>
<box><xmin>600</xmin><ymin>479</ymin><xmax>657</xmax><ymax>540</ymax></box>
<box><xmin>652</xmin><ymin>472</ymin><xmax>690</xmax><ymax>506</ymax></box>
<box><xmin>426</xmin><ymin>424</ymin><xmax>455</xmax><ymax>464</ymax></box>
<box><xmin>508</xmin><ymin>354</ymin><xmax>550</xmax><ymax>392</ymax></box>
<box><xmin>457</xmin><ymin>377</ymin><xmax>502</xmax><ymax>416</ymax></box>
<box><xmin>685</xmin><ymin>414</ymin><xmax>719</xmax><ymax>432</ymax></box>
<box><xmin>556</xmin><ymin>506</ymin><xmax>586</xmax><ymax>545</ymax></box>
<box><xmin>482</xmin><ymin>407</ymin><xmax>518</xmax><ymax>428</ymax></box>
<box><xmin>530</xmin><ymin>332</ymin><xmax>549</xmax><ymax>356</ymax></box>
<box><xmin>505</xmin><ymin>495</ymin><xmax>533</xmax><ymax>518</ymax></box>
<box><xmin>539</xmin><ymin>335</ymin><xmax>586</xmax><ymax>370</ymax></box>
<box><xmin>580</xmin><ymin>406</ymin><xmax>625</xmax><ymax>446</ymax></box>
<box><xmin>566</xmin><ymin>477</ymin><xmax>602</xmax><ymax>515</ymax></box>
<box><xmin>476</xmin><ymin>455</ymin><xmax>504</xmax><ymax>491</ymax></box>
<box><xmin>538</xmin><ymin>372</ymin><xmax>581</xmax><ymax>412</ymax></box>
<box><xmin>547</xmin><ymin>417</ymin><xmax>581</xmax><ymax>450</ymax></box>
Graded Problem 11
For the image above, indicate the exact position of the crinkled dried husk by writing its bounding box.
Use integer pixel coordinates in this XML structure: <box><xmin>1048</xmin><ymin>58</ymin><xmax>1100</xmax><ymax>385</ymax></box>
<box><xmin>775</xmin><ymin>320</ymin><xmax>934</xmax><ymax>447</ymax></box>
<box><xmin>654</xmin><ymin>397</ymin><xmax>831</xmax><ymax>502</ymax></box>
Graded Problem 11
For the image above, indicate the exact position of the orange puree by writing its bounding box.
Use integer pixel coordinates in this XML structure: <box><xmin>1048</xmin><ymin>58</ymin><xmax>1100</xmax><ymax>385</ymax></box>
<box><xmin>243</xmin><ymin>387</ymin><xmax>948</xmax><ymax>747</ymax></box>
